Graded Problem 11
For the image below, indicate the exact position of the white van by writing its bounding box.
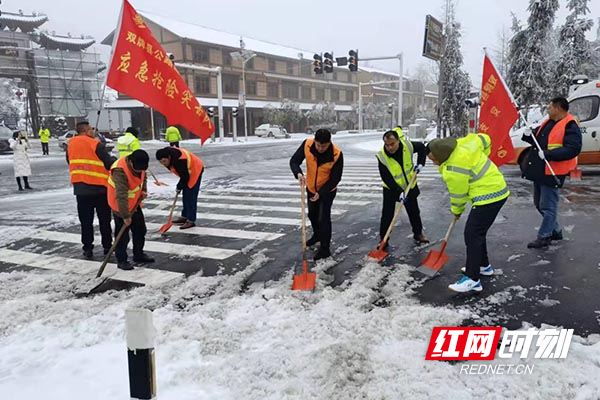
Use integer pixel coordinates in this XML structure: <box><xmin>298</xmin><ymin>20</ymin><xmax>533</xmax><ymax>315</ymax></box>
<box><xmin>510</xmin><ymin>79</ymin><xmax>600</xmax><ymax>165</ymax></box>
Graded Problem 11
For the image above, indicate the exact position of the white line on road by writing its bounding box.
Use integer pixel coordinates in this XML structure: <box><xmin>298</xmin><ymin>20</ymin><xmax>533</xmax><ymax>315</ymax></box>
<box><xmin>198</xmin><ymin>194</ymin><xmax>371</xmax><ymax>206</ymax></box>
<box><xmin>144</xmin><ymin>223</ymin><xmax>285</xmax><ymax>241</ymax></box>
<box><xmin>203</xmin><ymin>188</ymin><xmax>381</xmax><ymax>199</ymax></box>
<box><xmin>0</xmin><ymin>248</ymin><xmax>184</xmax><ymax>287</ymax></box>
<box><xmin>144</xmin><ymin>208</ymin><xmax>301</xmax><ymax>226</ymax></box>
<box><xmin>143</xmin><ymin>199</ymin><xmax>346</xmax><ymax>215</ymax></box>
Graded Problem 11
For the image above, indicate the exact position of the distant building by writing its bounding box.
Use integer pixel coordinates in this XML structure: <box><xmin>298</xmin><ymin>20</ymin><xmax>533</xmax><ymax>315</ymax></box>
<box><xmin>102</xmin><ymin>11</ymin><xmax>438</xmax><ymax>138</ymax></box>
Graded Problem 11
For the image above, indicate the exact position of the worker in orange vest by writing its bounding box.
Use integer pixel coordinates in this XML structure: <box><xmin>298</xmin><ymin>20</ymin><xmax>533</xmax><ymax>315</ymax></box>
<box><xmin>156</xmin><ymin>147</ymin><xmax>204</xmax><ymax>230</ymax></box>
<box><xmin>67</xmin><ymin>121</ymin><xmax>116</xmax><ymax>259</ymax></box>
<box><xmin>107</xmin><ymin>150</ymin><xmax>153</xmax><ymax>270</ymax></box>
<box><xmin>290</xmin><ymin>129</ymin><xmax>344</xmax><ymax>260</ymax></box>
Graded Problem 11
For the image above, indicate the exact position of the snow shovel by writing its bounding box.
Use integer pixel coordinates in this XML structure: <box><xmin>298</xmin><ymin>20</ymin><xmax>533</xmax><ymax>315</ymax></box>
<box><xmin>292</xmin><ymin>179</ymin><xmax>316</xmax><ymax>291</ymax></box>
<box><xmin>417</xmin><ymin>215</ymin><xmax>459</xmax><ymax>277</ymax></box>
<box><xmin>569</xmin><ymin>168</ymin><xmax>582</xmax><ymax>180</ymax></box>
<box><xmin>149</xmin><ymin>169</ymin><xmax>168</xmax><ymax>186</ymax></box>
<box><xmin>157</xmin><ymin>191</ymin><xmax>180</xmax><ymax>234</ymax></box>
<box><xmin>368</xmin><ymin>173</ymin><xmax>419</xmax><ymax>263</ymax></box>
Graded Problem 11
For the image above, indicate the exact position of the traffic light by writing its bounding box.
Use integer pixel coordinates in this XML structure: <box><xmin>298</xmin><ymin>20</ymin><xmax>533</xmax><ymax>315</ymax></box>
<box><xmin>313</xmin><ymin>54</ymin><xmax>323</xmax><ymax>74</ymax></box>
<box><xmin>232</xmin><ymin>107</ymin><xmax>238</xmax><ymax>118</ymax></box>
<box><xmin>207</xmin><ymin>107</ymin><xmax>215</xmax><ymax>118</ymax></box>
<box><xmin>348</xmin><ymin>49</ymin><xmax>358</xmax><ymax>72</ymax></box>
<box><xmin>323</xmin><ymin>52</ymin><xmax>334</xmax><ymax>73</ymax></box>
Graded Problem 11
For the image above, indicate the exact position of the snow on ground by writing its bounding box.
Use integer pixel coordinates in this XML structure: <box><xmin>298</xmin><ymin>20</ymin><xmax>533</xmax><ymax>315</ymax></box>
<box><xmin>1</xmin><ymin>253</ymin><xmax>600</xmax><ymax>399</ymax></box>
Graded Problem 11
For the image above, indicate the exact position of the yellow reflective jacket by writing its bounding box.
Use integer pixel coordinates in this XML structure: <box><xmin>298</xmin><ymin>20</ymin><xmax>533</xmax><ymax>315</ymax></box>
<box><xmin>117</xmin><ymin>132</ymin><xmax>141</xmax><ymax>158</ymax></box>
<box><xmin>39</xmin><ymin>129</ymin><xmax>50</xmax><ymax>143</ymax></box>
<box><xmin>376</xmin><ymin>136</ymin><xmax>416</xmax><ymax>191</ymax></box>
<box><xmin>440</xmin><ymin>133</ymin><xmax>509</xmax><ymax>214</ymax></box>
<box><xmin>165</xmin><ymin>126</ymin><xmax>182</xmax><ymax>143</ymax></box>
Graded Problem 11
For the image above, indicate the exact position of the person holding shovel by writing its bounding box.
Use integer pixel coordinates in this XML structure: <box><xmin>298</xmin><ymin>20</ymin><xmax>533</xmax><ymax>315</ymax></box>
<box><xmin>290</xmin><ymin>128</ymin><xmax>344</xmax><ymax>261</ymax></box>
<box><xmin>156</xmin><ymin>147</ymin><xmax>204</xmax><ymax>230</ymax></box>
<box><xmin>107</xmin><ymin>149</ymin><xmax>153</xmax><ymax>270</ymax></box>
<box><xmin>376</xmin><ymin>128</ymin><xmax>429</xmax><ymax>251</ymax></box>
<box><xmin>426</xmin><ymin>133</ymin><xmax>509</xmax><ymax>293</ymax></box>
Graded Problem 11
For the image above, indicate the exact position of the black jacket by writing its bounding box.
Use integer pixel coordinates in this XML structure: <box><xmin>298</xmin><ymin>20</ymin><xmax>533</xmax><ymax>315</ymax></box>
<box><xmin>378</xmin><ymin>140</ymin><xmax>426</xmax><ymax>195</ymax></box>
<box><xmin>66</xmin><ymin>142</ymin><xmax>116</xmax><ymax>196</ymax></box>
<box><xmin>290</xmin><ymin>139</ymin><xmax>344</xmax><ymax>196</ymax></box>
<box><xmin>161</xmin><ymin>147</ymin><xmax>191</xmax><ymax>190</ymax></box>
<box><xmin>521</xmin><ymin>119</ymin><xmax>582</xmax><ymax>187</ymax></box>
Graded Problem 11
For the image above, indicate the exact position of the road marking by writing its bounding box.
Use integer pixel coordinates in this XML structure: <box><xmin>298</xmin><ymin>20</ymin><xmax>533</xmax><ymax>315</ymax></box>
<box><xmin>144</xmin><ymin>223</ymin><xmax>285</xmax><ymax>241</ymax></box>
<box><xmin>231</xmin><ymin>183</ymin><xmax>383</xmax><ymax>191</ymax></box>
<box><xmin>143</xmin><ymin>199</ymin><xmax>346</xmax><ymax>215</ymax></box>
<box><xmin>197</xmin><ymin>194</ymin><xmax>371</xmax><ymax>206</ymax></box>
<box><xmin>144</xmin><ymin>208</ymin><xmax>301</xmax><ymax>226</ymax></box>
<box><xmin>249</xmin><ymin>178</ymin><xmax>434</xmax><ymax>185</ymax></box>
<box><xmin>29</xmin><ymin>229</ymin><xmax>239</xmax><ymax>260</ymax></box>
<box><xmin>203</xmin><ymin>188</ymin><xmax>381</xmax><ymax>199</ymax></box>
<box><xmin>0</xmin><ymin>248</ymin><xmax>183</xmax><ymax>287</ymax></box>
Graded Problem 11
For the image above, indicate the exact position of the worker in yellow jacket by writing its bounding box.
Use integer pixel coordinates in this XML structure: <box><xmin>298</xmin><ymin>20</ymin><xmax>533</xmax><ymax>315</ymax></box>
<box><xmin>39</xmin><ymin>126</ymin><xmax>51</xmax><ymax>155</ymax></box>
<box><xmin>117</xmin><ymin>127</ymin><xmax>141</xmax><ymax>158</ymax></box>
<box><xmin>426</xmin><ymin>133</ymin><xmax>509</xmax><ymax>293</ymax></box>
<box><xmin>165</xmin><ymin>126</ymin><xmax>182</xmax><ymax>147</ymax></box>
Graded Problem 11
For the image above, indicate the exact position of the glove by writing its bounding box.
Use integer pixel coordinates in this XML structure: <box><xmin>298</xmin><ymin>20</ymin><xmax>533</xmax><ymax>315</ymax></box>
<box><xmin>538</xmin><ymin>150</ymin><xmax>545</xmax><ymax>160</ymax></box>
<box><xmin>398</xmin><ymin>192</ymin><xmax>407</xmax><ymax>203</ymax></box>
<box><xmin>415</xmin><ymin>164</ymin><xmax>424</xmax><ymax>174</ymax></box>
<box><xmin>523</xmin><ymin>128</ymin><xmax>532</xmax><ymax>137</ymax></box>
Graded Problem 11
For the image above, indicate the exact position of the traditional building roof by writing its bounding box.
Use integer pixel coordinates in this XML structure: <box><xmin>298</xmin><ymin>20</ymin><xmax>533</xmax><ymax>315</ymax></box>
<box><xmin>0</xmin><ymin>11</ymin><xmax>48</xmax><ymax>33</ymax></box>
<box><xmin>33</xmin><ymin>31</ymin><xmax>96</xmax><ymax>51</ymax></box>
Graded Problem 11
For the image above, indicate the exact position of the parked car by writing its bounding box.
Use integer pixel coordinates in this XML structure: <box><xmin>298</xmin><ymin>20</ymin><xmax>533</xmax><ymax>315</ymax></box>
<box><xmin>59</xmin><ymin>130</ymin><xmax>115</xmax><ymax>153</ymax></box>
<box><xmin>0</xmin><ymin>126</ymin><xmax>13</xmax><ymax>154</ymax></box>
<box><xmin>254</xmin><ymin>124</ymin><xmax>289</xmax><ymax>138</ymax></box>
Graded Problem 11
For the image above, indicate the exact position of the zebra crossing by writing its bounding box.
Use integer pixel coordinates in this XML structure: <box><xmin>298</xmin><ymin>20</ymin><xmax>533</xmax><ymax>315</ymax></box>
<box><xmin>0</xmin><ymin>162</ymin><xmax>440</xmax><ymax>288</ymax></box>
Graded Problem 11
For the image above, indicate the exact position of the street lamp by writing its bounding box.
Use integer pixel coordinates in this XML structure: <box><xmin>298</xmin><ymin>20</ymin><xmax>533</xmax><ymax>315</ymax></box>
<box><xmin>230</xmin><ymin>44</ymin><xmax>256</xmax><ymax>140</ymax></box>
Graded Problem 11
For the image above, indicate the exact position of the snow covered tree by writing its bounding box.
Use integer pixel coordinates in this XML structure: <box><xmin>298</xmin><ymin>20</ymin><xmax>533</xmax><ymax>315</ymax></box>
<box><xmin>363</xmin><ymin>102</ymin><xmax>388</xmax><ymax>129</ymax></box>
<box><xmin>507</xmin><ymin>0</ymin><xmax>559</xmax><ymax>109</ymax></box>
<box><xmin>439</xmin><ymin>5</ymin><xmax>471</xmax><ymax>137</ymax></box>
<box><xmin>306</xmin><ymin>101</ymin><xmax>336</xmax><ymax>126</ymax></box>
<box><xmin>0</xmin><ymin>79</ymin><xmax>22</xmax><ymax>127</ymax></box>
<box><xmin>339</xmin><ymin>103</ymin><xmax>358</xmax><ymax>130</ymax></box>
<box><xmin>492</xmin><ymin>26</ymin><xmax>512</xmax><ymax>77</ymax></box>
<box><xmin>554</xmin><ymin>0</ymin><xmax>594</xmax><ymax>96</ymax></box>
<box><xmin>263</xmin><ymin>99</ymin><xmax>303</xmax><ymax>131</ymax></box>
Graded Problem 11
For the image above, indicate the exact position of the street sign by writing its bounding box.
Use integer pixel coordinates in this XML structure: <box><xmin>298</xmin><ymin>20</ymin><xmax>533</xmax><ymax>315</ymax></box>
<box><xmin>422</xmin><ymin>15</ymin><xmax>444</xmax><ymax>61</ymax></box>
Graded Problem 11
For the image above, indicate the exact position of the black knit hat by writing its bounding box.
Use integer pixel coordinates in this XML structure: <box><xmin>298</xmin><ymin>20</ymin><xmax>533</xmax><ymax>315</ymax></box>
<box><xmin>125</xmin><ymin>127</ymin><xmax>140</xmax><ymax>137</ymax></box>
<box><xmin>130</xmin><ymin>149</ymin><xmax>149</xmax><ymax>170</ymax></box>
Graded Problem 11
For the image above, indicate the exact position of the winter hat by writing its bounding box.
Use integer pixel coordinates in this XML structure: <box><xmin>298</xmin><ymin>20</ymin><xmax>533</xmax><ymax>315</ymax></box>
<box><xmin>125</xmin><ymin>127</ymin><xmax>140</xmax><ymax>137</ymax></box>
<box><xmin>130</xmin><ymin>149</ymin><xmax>149</xmax><ymax>170</ymax></box>
<box><xmin>155</xmin><ymin>148</ymin><xmax>171</xmax><ymax>160</ymax></box>
<box><xmin>427</xmin><ymin>137</ymin><xmax>457</xmax><ymax>164</ymax></box>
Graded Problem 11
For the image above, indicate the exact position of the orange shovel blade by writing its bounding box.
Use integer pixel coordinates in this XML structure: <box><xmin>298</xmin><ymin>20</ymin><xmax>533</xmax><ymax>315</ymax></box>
<box><xmin>157</xmin><ymin>221</ymin><xmax>173</xmax><ymax>234</ymax></box>
<box><xmin>291</xmin><ymin>260</ymin><xmax>316</xmax><ymax>291</ymax></box>
<box><xmin>368</xmin><ymin>248</ymin><xmax>388</xmax><ymax>264</ymax></box>
<box><xmin>417</xmin><ymin>249</ymin><xmax>450</xmax><ymax>276</ymax></box>
<box><xmin>569</xmin><ymin>169</ymin><xmax>582</xmax><ymax>180</ymax></box>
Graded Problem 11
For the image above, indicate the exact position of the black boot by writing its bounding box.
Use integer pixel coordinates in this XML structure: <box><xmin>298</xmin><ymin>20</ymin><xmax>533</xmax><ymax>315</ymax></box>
<box><xmin>83</xmin><ymin>249</ymin><xmax>93</xmax><ymax>259</ymax></box>
<box><xmin>16</xmin><ymin>177</ymin><xmax>23</xmax><ymax>191</ymax></box>
<box><xmin>550</xmin><ymin>230</ymin><xmax>563</xmax><ymax>240</ymax></box>
<box><xmin>314</xmin><ymin>246</ymin><xmax>331</xmax><ymax>261</ymax></box>
<box><xmin>527</xmin><ymin>237</ymin><xmax>551</xmax><ymax>249</ymax></box>
<box><xmin>23</xmin><ymin>176</ymin><xmax>32</xmax><ymax>190</ymax></box>
<box><xmin>306</xmin><ymin>235</ymin><xmax>320</xmax><ymax>247</ymax></box>
<box><xmin>118</xmin><ymin>261</ymin><xmax>134</xmax><ymax>270</ymax></box>
<box><xmin>133</xmin><ymin>253</ymin><xmax>155</xmax><ymax>263</ymax></box>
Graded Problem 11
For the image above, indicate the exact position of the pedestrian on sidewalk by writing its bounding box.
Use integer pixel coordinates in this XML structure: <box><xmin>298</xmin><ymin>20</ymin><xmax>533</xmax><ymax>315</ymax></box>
<box><xmin>108</xmin><ymin>149</ymin><xmax>153</xmax><ymax>270</ymax></box>
<box><xmin>520</xmin><ymin>97</ymin><xmax>582</xmax><ymax>249</ymax></box>
<box><xmin>376</xmin><ymin>127</ymin><xmax>429</xmax><ymax>250</ymax></box>
<box><xmin>67</xmin><ymin>121</ymin><xmax>116</xmax><ymax>259</ymax></box>
<box><xmin>9</xmin><ymin>131</ymin><xmax>33</xmax><ymax>191</ymax></box>
<box><xmin>426</xmin><ymin>133</ymin><xmax>509</xmax><ymax>293</ymax></box>
<box><xmin>117</xmin><ymin>127</ymin><xmax>141</xmax><ymax>158</ymax></box>
<box><xmin>39</xmin><ymin>125</ymin><xmax>51</xmax><ymax>155</ymax></box>
<box><xmin>165</xmin><ymin>126</ymin><xmax>182</xmax><ymax>147</ymax></box>
<box><xmin>290</xmin><ymin>128</ymin><xmax>344</xmax><ymax>261</ymax></box>
<box><xmin>156</xmin><ymin>146</ymin><xmax>204</xmax><ymax>230</ymax></box>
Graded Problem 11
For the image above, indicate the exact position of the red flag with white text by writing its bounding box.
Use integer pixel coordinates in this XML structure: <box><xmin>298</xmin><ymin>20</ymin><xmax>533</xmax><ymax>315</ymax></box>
<box><xmin>107</xmin><ymin>0</ymin><xmax>214</xmax><ymax>143</ymax></box>
<box><xmin>478</xmin><ymin>55</ymin><xmax>518</xmax><ymax>166</ymax></box>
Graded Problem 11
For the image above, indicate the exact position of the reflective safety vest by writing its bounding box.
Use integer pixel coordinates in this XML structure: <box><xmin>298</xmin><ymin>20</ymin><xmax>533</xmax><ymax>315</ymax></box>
<box><xmin>107</xmin><ymin>157</ymin><xmax>145</xmax><ymax>213</ymax></box>
<box><xmin>535</xmin><ymin>114</ymin><xmax>578</xmax><ymax>175</ymax></box>
<box><xmin>39</xmin><ymin>129</ymin><xmax>50</xmax><ymax>143</ymax></box>
<box><xmin>117</xmin><ymin>132</ymin><xmax>141</xmax><ymax>158</ymax></box>
<box><xmin>471</xmin><ymin>132</ymin><xmax>491</xmax><ymax>157</ymax></box>
<box><xmin>304</xmin><ymin>138</ymin><xmax>341</xmax><ymax>193</ymax></box>
<box><xmin>169</xmin><ymin>147</ymin><xmax>203</xmax><ymax>189</ymax></box>
<box><xmin>165</xmin><ymin>126</ymin><xmax>182</xmax><ymax>143</ymax></box>
<box><xmin>440</xmin><ymin>134</ymin><xmax>509</xmax><ymax>214</ymax></box>
<box><xmin>375</xmin><ymin>136</ymin><xmax>416</xmax><ymax>191</ymax></box>
<box><xmin>68</xmin><ymin>135</ymin><xmax>109</xmax><ymax>187</ymax></box>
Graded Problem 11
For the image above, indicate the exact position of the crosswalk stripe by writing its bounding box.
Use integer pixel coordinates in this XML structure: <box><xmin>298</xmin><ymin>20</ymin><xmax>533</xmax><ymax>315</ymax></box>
<box><xmin>29</xmin><ymin>229</ymin><xmax>239</xmax><ymax>260</ymax></box>
<box><xmin>144</xmin><ymin>208</ymin><xmax>301</xmax><ymax>226</ymax></box>
<box><xmin>197</xmin><ymin>194</ymin><xmax>371</xmax><ymax>206</ymax></box>
<box><xmin>230</xmin><ymin>183</ymin><xmax>382</xmax><ymax>191</ymax></box>
<box><xmin>249</xmin><ymin>178</ymin><xmax>435</xmax><ymax>185</ymax></box>
<box><xmin>0</xmin><ymin>249</ymin><xmax>183</xmax><ymax>287</ymax></box>
<box><xmin>143</xmin><ymin>199</ymin><xmax>346</xmax><ymax>215</ymax></box>
<box><xmin>203</xmin><ymin>188</ymin><xmax>381</xmax><ymax>199</ymax></box>
<box><xmin>144</xmin><ymin>223</ymin><xmax>284</xmax><ymax>241</ymax></box>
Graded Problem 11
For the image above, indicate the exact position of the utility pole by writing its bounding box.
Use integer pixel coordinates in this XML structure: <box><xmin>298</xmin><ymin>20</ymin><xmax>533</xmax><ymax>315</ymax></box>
<box><xmin>231</xmin><ymin>39</ymin><xmax>256</xmax><ymax>141</ymax></box>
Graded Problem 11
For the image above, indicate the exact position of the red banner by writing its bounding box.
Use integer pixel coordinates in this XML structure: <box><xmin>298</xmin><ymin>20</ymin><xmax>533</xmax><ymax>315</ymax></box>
<box><xmin>478</xmin><ymin>55</ymin><xmax>518</xmax><ymax>166</ymax></box>
<box><xmin>107</xmin><ymin>0</ymin><xmax>214</xmax><ymax>143</ymax></box>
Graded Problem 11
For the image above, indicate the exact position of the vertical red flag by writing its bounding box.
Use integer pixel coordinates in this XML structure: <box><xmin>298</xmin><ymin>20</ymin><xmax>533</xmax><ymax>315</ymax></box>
<box><xmin>478</xmin><ymin>55</ymin><xmax>518</xmax><ymax>166</ymax></box>
<box><xmin>107</xmin><ymin>0</ymin><xmax>214</xmax><ymax>143</ymax></box>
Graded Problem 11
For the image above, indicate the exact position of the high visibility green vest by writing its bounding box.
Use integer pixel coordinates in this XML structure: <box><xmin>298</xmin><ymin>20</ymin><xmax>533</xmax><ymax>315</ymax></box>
<box><xmin>117</xmin><ymin>132</ymin><xmax>141</xmax><ymax>158</ymax></box>
<box><xmin>440</xmin><ymin>134</ymin><xmax>509</xmax><ymax>214</ymax></box>
<box><xmin>376</xmin><ymin>136</ymin><xmax>416</xmax><ymax>191</ymax></box>
<box><xmin>39</xmin><ymin>129</ymin><xmax>50</xmax><ymax>143</ymax></box>
<box><xmin>165</xmin><ymin>126</ymin><xmax>182</xmax><ymax>143</ymax></box>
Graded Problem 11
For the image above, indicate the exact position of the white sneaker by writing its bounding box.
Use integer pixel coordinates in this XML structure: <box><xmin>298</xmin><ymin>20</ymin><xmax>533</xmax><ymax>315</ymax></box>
<box><xmin>448</xmin><ymin>276</ymin><xmax>483</xmax><ymax>293</ymax></box>
<box><xmin>460</xmin><ymin>264</ymin><xmax>494</xmax><ymax>276</ymax></box>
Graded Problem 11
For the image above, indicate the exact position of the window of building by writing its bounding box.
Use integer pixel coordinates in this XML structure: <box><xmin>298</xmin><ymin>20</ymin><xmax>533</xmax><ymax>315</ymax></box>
<box><xmin>350</xmin><ymin>74</ymin><xmax>357</xmax><ymax>83</ymax></box>
<box><xmin>330</xmin><ymin>88</ymin><xmax>339</xmax><ymax>101</ymax></box>
<box><xmin>268</xmin><ymin>59</ymin><xmax>276</xmax><ymax>71</ymax></box>
<box><xmin>316</xmin><ymin>88</ymin><xmax>325</xmax><ymax>101</ymax></box>
<box><xmin>192</xmin><ymin>45</ymin><xmax>209</xmax><ymax>63</ymax></box>
<box><xmin>222</xmin><ymin>50</ymin><xmax>232</xmax><ymax>66</ymax></box>
<box><xmin>346</xmin><ymin>90</ymin><xmax>354</xmax><ymax>102</ymax></box>
<box><xmin>246</xmin><ymin>57</ymin><xmax>255</xmax><ymax>70</ymax></box>
<box><xmin>282</xmin><ymin>81</ymin><xmax>299</xmax><ymax>99</ymax></box>
<box><xmin>301</xmin><ymin>64</ymin><xmax>312</xmax><ymax>77</ymax></box>
<box><xmin>336</xmin><ymin>71</ymin><xmax>347</xmax><ymax>82</ymax></box>
<box><xmin>247</xmin><ymin>80</ymin><xmax>257</xmax><ymax>96</ymax></box>
<box><xmin>223</xmin><ymin>74</ymin><xmax>239</xmax><ymax>94</ymax></box>
<box><xmin>301</xmin><ymin>86</ymin><xmax>312</xmax><ymax>100</ymax></box>
<box><xmin>194</xmin><ymin>76</ymin><xmax>210</xmax><ymax>94</ymax></box>
<box><xmin>267</xmin><ymin>82</ymin><xmax>279</xmax><ymax>98</ymax></box>
<box><xmin>287</xmin><ymin>62</ymin><xmax>295</xmax><ymax>75</ymax></box>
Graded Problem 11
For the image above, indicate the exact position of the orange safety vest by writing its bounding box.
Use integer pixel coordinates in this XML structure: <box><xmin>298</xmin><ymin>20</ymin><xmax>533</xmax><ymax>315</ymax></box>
<box><xmin>536</xmin><ymin>113</ymin><xmax>578</xmax><ymax>175</ymax></box>
<box><xmin>169</xmin><ymin>148</ymin><xmax>203</xmax><ymax>189</ymax></box>
<box><xmin>107</xmin><ymin>157</ymin><xmax>145</xmax><ymax>214</ymax></box>
<box><xmin>68</xmin><ymin>135</ymin><xmax>109</xmax><ymax>187</ymax></box>
<box><xmin>303</xmin><ymin>138</ymin><xmax>341</xmax><ymax>193</ymax></box>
